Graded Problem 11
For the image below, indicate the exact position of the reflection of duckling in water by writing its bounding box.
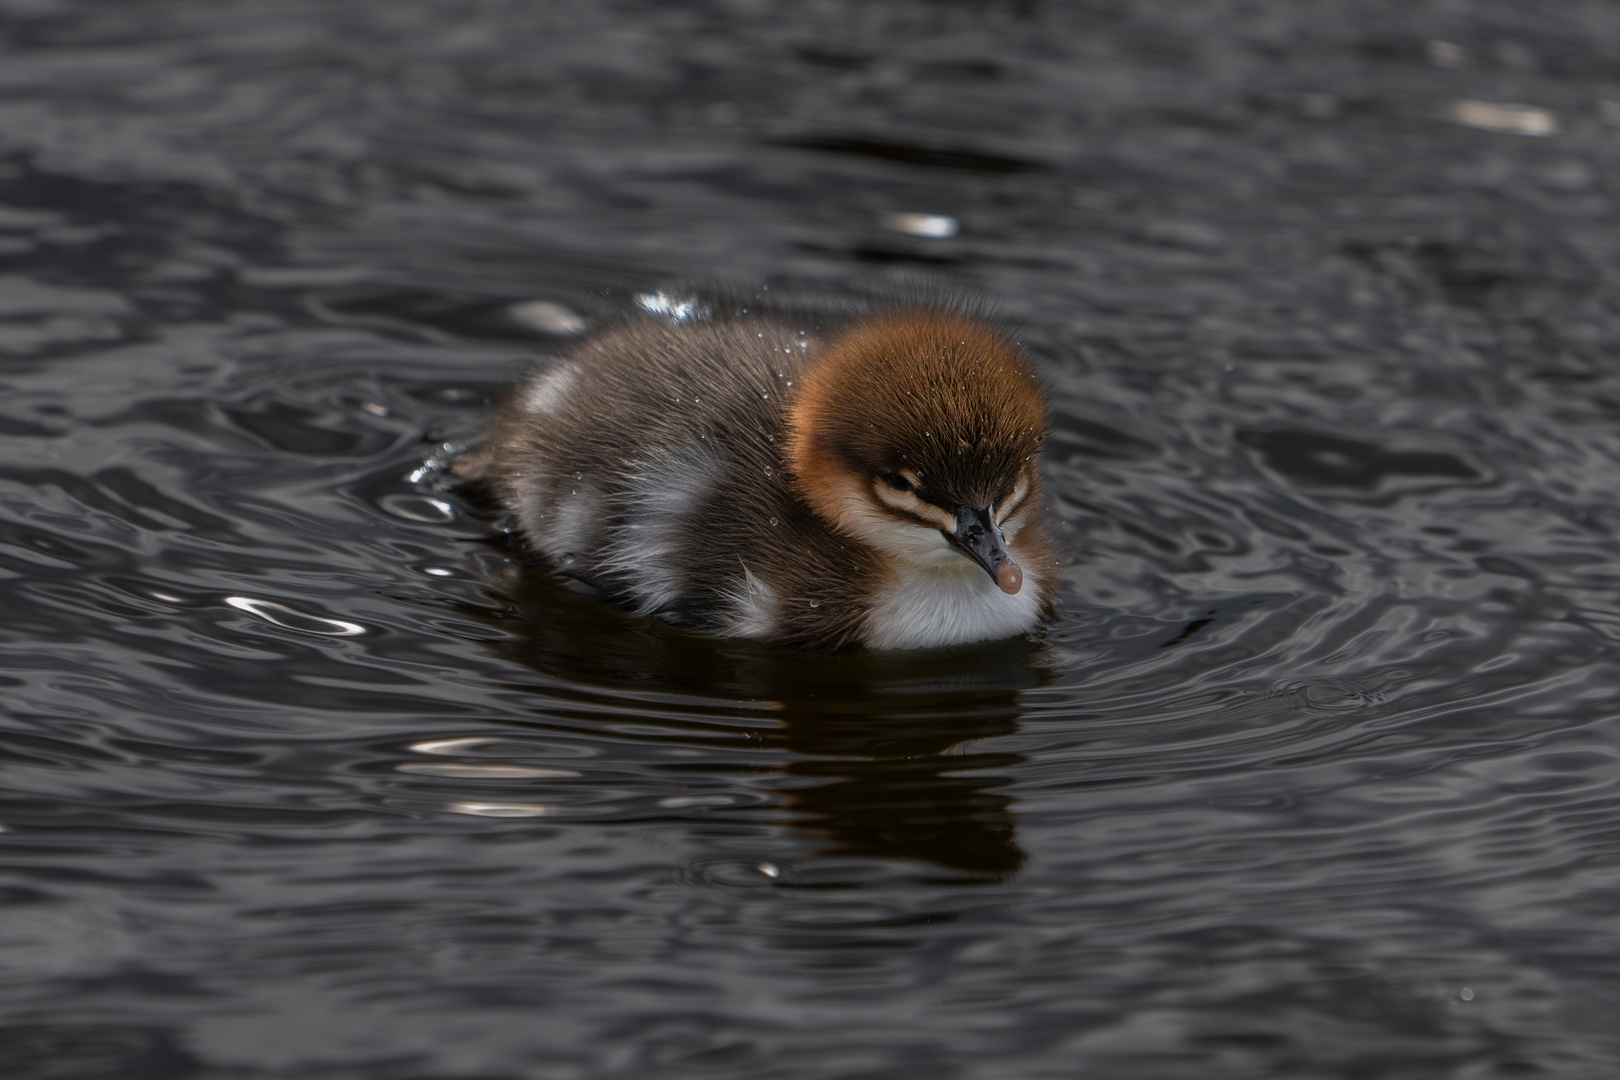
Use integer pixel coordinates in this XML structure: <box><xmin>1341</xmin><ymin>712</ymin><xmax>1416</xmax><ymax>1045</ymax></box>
<box><xmin>476</xmin><ymin>567</ymin><xmax>1043</xmax><ymax>877</ymax></box>
<box><xmin>456</xmin><ymin>305</ymin><xmax>1058</xmax><ymax>650</ymax></box>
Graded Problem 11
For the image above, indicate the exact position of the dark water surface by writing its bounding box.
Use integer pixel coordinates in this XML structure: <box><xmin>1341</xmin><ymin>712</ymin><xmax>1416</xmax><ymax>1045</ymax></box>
<box><xmin>6</xmin><ymin>1</ymin><xmax>1620</xmax><ymax>1076</ymax></box>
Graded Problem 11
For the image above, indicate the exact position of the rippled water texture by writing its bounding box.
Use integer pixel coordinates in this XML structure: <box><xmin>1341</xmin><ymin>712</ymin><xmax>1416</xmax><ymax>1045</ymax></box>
<box><xmin>6</xmin><ymin>2</ymin><xmax>1620</xmax><ymax>1076</ymax></box>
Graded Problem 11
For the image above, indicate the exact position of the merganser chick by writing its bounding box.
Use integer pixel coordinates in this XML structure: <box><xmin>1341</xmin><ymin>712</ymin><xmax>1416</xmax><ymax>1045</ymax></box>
<box><xmin>455</xmin><ymin>306</ymin><xmax>1058</xmax><ymax>650</ymax></box>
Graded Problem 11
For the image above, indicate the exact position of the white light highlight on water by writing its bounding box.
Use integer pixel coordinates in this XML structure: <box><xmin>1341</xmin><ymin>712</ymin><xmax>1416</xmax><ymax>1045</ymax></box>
<box><xmin>398</xmin><ymin>763</ymin><xmax>579</xmax><ymax>778</ymax></box>
<box><xmin>756</xmin><ymin>862</ymin><xmax>781</xmax><ymax>878</ymax></box>
<box><xmin>636</xmin><ymin>291</ymin><xmax>708</xmax><ymax>323</ymax></box>
<box><xmin>409</xmin><ymin>737</ymin><xmax>498</xmax><ymax>755</ymax></box>
<box><xmin>380</xmin><ymin>494</ymin><xmax>455</xmax><ymax>522</ymax></box>
<box><xmin>882</xmin><ymin>212</ymin><xmax>958</xmax><ymax>238</ymax></box>
<box><xmin>1460</xmin><ymin>987</ymin><xmax>1474</xmax><ymax>1001</ymax></box>
<box><xmin>508</xmin><ymin>300</ymin><xmax>587</xmax><ymax>335</ymax></box>
<box><xmin>1427</xmin><ymin>40</ymin><xmax>1465</xmax><ymax>68</ymax></box>
<box><xmin>657</xmin><ymin>794</ymin><xmax>735</xmax><ymax>808</ymax></box>
<box><xmin>423</xmin><ymin>567</ymin><xmax>453</xmax><ymax>577</ymax></box>
<box><xmin>224</xmin><ymin>597</ymin><xmax>365</xmax><ymax>636</ymax></box>
<box><xmin>447</xmin><ymin>801</ymin><xmax>553</xmax><ymax>818</ymax></box>
<box><xmin>1453</xmin><ymin>100</ymin><xmax>1556</xmax><ymax>136</ymax></box>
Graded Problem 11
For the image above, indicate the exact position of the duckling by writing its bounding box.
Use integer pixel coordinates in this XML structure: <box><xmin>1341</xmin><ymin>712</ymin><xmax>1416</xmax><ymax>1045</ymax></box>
<box><xmin>454</xmin><ymin>305</ymin><xmax>1058</xmax><ymax>650</ymax></box>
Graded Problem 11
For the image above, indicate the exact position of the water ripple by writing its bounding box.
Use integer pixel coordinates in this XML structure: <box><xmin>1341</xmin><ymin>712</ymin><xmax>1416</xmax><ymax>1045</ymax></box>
<box><xmin>223</xmin><ymin>597</ymin><xmax>366</xmax><ymax>636</ymax></box>
<box><xmin>5</xmin><ymin>3</ymin><xmax>1620</xmax><ymax>1077</ymax></box>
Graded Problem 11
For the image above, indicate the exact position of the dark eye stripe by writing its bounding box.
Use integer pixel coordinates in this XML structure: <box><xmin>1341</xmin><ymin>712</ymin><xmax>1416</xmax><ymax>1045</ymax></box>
<box><xmin>997</xmin><ymin>485</ymin><xmax>1030</xmax><ymax>523</ymax></box>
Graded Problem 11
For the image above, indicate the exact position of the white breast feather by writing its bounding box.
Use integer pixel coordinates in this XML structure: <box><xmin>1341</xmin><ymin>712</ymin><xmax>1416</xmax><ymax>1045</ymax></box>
<box><xmin>523</xmin><ymin>363</ymin><xmax>579</xmax><ymax>414</ymax></box>
<box><xmin>513</xmin><ymin>476</ymin><xmax>549</xmax><ymax>537</ymax></box>
<box><xmin>864</xmin><ymin>561</ymin><xmax>1043</xmax><ymax>649</ymax></box>
<box><xmin>536</xmin><ymin>478</ymin><xmax>599</xmax><ymax>565</ymax></box>
<box><xmin>598</xmin><ymin>441</ymin><xmax>722</xmax><ymax>615</ymax></box>
<box><xmin>719</xmin><ymin>566</ymin><xmax>778</xmax><ymax>639</ymax></box>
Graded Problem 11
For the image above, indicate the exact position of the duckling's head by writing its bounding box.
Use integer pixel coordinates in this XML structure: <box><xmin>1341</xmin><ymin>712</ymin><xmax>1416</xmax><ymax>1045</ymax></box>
<box><xmin>786</xmin><ymin>309</ymin><xmax>1047</xmax><ymax>595</ymax></box>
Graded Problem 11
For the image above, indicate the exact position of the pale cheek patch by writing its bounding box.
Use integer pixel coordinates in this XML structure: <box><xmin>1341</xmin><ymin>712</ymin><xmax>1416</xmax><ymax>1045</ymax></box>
<box><xmin>833</xmin><ymin>486</ymin><xmax>954</xmax><ymax>565</ymax></box>
<box><xmin>872</xmin><ymin>483</ymin><xmax>955</xmax><ymax>531</ymax></box>
<box><xmin>810</xmin><ymin>473</ymin><xmax>951</xmax><ymax>566</ymax></box>
<box><xmin>880</xmin><ymin>519</ymin><xmax>957</xmax><ymax>565</ymax></box>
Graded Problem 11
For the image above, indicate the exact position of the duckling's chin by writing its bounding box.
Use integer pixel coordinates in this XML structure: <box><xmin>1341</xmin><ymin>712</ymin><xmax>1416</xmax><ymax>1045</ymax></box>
<box><xmin>864</xmin><ymin>548</ymin><xmax>1045</xmax><ymax>649</ymax></box>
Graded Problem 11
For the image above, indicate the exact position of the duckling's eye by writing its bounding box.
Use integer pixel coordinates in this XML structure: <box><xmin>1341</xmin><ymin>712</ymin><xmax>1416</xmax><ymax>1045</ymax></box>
<box><xmin>879</xmin><ymin>472</ymin><xmax>914</xmax><ymax>493</ymax></box>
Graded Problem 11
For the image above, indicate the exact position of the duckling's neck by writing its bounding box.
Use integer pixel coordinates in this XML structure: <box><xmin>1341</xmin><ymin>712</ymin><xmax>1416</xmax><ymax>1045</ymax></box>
<box><xmin>862</xmin><ymin>557</ymin><xmax>1044</xmax><ymax>650</ymax></box>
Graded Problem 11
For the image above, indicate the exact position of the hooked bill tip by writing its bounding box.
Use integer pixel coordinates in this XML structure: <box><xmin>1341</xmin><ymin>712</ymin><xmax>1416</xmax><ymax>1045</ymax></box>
<box><xmin>995</xmin><ymin>562</ymin><xmax>1023</xmax><ymax>595</ymax></box>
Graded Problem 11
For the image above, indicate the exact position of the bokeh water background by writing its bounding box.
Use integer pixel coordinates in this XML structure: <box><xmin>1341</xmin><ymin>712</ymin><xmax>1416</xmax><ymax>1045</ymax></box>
<box><xmin>6</xmin><ymin>1</ymin><xmax>1620</xmax><ymax>1076</ymax></box>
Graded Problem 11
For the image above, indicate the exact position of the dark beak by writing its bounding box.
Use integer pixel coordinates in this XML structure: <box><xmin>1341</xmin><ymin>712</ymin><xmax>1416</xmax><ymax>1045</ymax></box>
<box><xmin>944</xmin><ymin>506</ymin><xmax>1023</xmax><ymax>595</ymax></box>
